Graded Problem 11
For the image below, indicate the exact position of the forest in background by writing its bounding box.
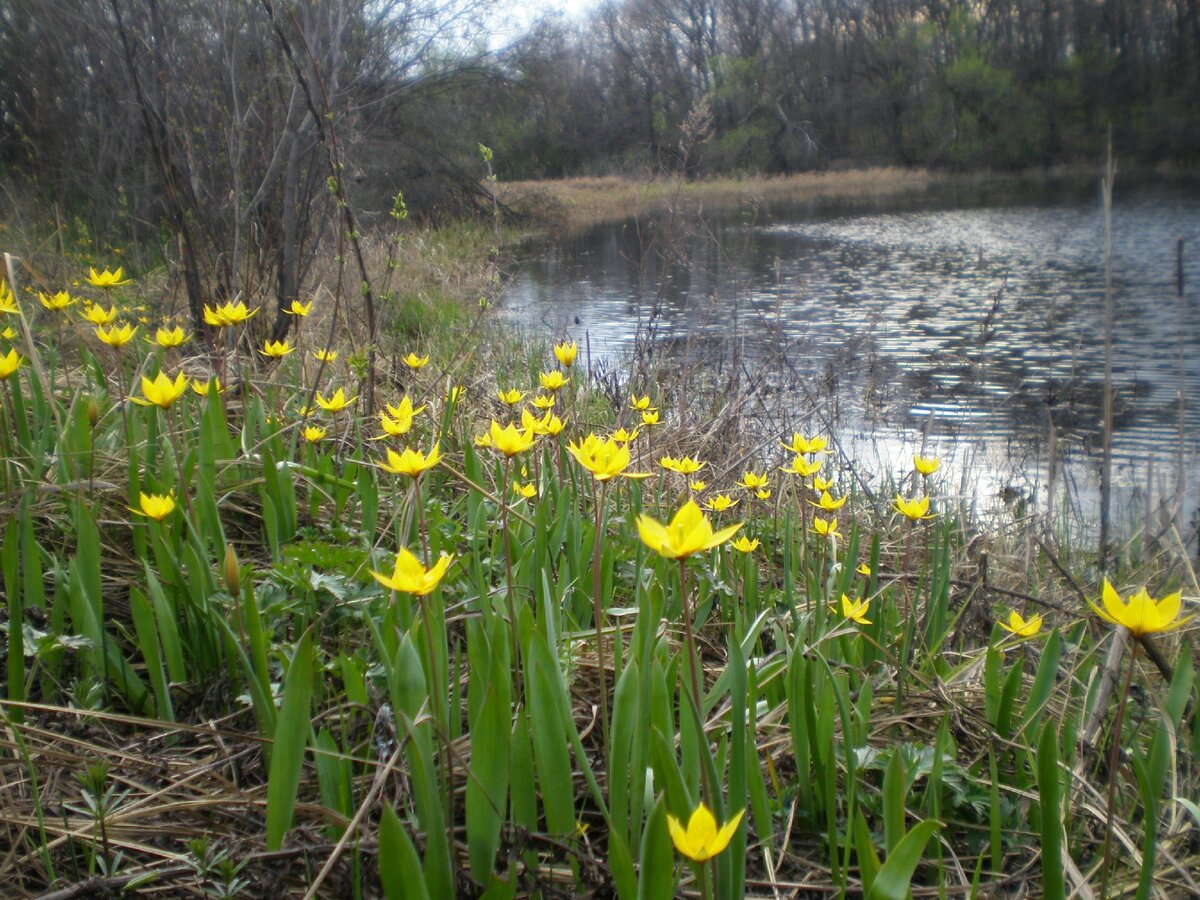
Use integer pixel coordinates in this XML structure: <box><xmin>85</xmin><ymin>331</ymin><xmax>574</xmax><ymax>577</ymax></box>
<box><xmin>492</xmin><ymin>0</ymin><xmax>1200</xmax><ymax>178</ymax></box>
<box><xmin>0</xmin><ymin>0</ymin><xmax>1196</xmax><ymax>319</ymax></box>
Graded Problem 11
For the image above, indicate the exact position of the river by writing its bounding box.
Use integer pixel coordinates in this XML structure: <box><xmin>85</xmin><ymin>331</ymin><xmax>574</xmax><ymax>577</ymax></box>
<box><xmin>502</xmin><ymin>178</ymin><xmax>1200</xmax><ymax>540</ymax></box>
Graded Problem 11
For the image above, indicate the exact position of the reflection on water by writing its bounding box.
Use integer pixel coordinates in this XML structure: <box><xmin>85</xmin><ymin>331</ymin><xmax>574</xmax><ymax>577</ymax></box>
<box><xmin>503</xmin><ymin>183</ymin><xmax>1199</xmax><ymax>533</ymax></box>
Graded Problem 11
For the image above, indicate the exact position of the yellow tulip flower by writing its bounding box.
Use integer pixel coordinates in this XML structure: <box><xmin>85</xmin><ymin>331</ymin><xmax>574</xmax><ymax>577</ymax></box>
<box><xmin>386</xmin><ymin>396</ymin><xmax>427</xmax><ymax>420</ymax></box>
<box><xmin>914</xmin><ymin>454</ymin><xmax>941</xmax><ymax>476</ymax></box>
<box><xmin>629</xmin><ymin>394</ymin><xmax>655</xmax><ymax>412</ymax></box>
<box><xmin>313</xmin><ymin>348</ymin><xmax>338</xmax><ymax>363</ymax></box>
<box><xmin>780</xmin><ymin>455</ymin><xmax>822</xmax><ymax>478</ymax></box>
<box><xmin>202</xmin><ymin>301</ymin><xmax>257</xmax><ymax>328</ymax></box>
<box><xmin>497</xmin><ymin>388</ymin><xmax>525</xmax><ymax>405</ymax></box>
<box><xmin>132</xmin><ymin>371</ymin><xmax>189</xmax><ymax>409</ymax></box>
<box><xmin>894</xmin><ymin>494</ymin><xmax>935</xmax><ymax>521</ymax></box>
<box><xmin>260</xmin><ymin>339</ymin><xmax>295</xmax><ymax>359</ymax></box>
<box><xmin>512</xmin><ymin>481</ymin><xmax>537</xmax><ymax>499</ymax></box>
<box><xmin>152</xmin><ymin>326</ymin><xmax>189</xmax><ymax>348</ymax></box>
<box><xmin>131</xmin><ymin>492</ymin><xmax>175</xmax><ymax>522</ymax></box>
<box><xmin>379</xmin><ymin>411</ymin><xmax>415</xmax><ymax>438</ymax></box>
<box><xmin>40</xmin><ymin>290</ymin><xmax>75</xmax><ymax>311</ymax></box>
<box><xmin>641</xmin><ymin>409</ymin><xmax>660</xmax><ymax>427</ymax></box>
<box><xmin>998</xmin><ymin>610</ymin><xmax>1043</xmax><ymax>638</ymax></box>
<box><xmin>637</xmin><ymin>500</ymin><xmax>742</xmax><ymax>559</ymax></box>
<box><xmin>539</xmin><ymin>370</ymin><xmax>568</xmax><ymax>392</ymax></box>
<box><xmin>82</xmin><ymin>304</ymin><xmax>119</xmax><ymax>326</ymax></box>
<box><xmin>284</xmin><ymin>299</ymin><xmax>313</xmax><ymax>316</ymax></box>
<box><xmin>667</xmin><ymin>804</ymin><xmax>744</xmax><ymax>863</ymax></box>
<box><xmin>403</xmin><ymin>352</ymin><xmax>429</xmax><ymax>370</ymax></box>
<box><xmin>811</xmin><ymin>516</ymin><xmax>841</xmax><ymax>539</ymax></box>
<box><xmin>379</xmin><ymin>444</ymin><xmax>442</xmax><ymax>478</ymax></box>
<box><xmin>95</xmin><ymin>323</ymin><xmax>137</xmax><ymax>348</ymax></box>
<box><xmin>611</xmin><ymin>427</ymin><xmax>639</xmax><ymax>443</ymax></box>
<box><xmin>477</xmin><ymin>420</ymin><xmax>537</xmax><ymax>457</ymax></box>
<box><xmin>86</xmin><ymin>266</ymin><xmax>131</xmax><ymax>289</ymax></box>
<box><xmin>1088</xmin><ymin>580</ymin><xmax>1191</xmax><ymax>637</ymax></box>
<box><xmin>809</xmin><ymin>491</ymin><xmax>846</xmax><ymax>512</ymax></box>
<box><xmin>705</xmin><ymin>494</ymin><xmax>739</xmax><ymax>512</ymax></box>
<box><xmin>0</xmin><ymin>280</ymin><xmax>17</xmax><ymax>314</ymax></box>
<box><xmin>731</xmin><ymin>535</ymin><xmax>760</xmax><ymax>553</ymax></box>
<box><xmin>303</xmin><ymin>425</ymin><xmax>327</xmax><ymax>443</ymax></box>
<box><xmin>736</xmin><ymin>471</ymin><xmax>769</xmax><ymax>490</ymax></box>
<box><xmin>371</xmin><ymin>547</ymin><xmax>453</xmax><ymax>596</ymax></box>
<box><xmin>567</xmin><ymin>434</ymin><xmax>649</xmax><ymax>481</ymax></box>
<box><xmin>316</xmin><ymin>388</ymin><xmax>356</xmax><ymax>413</ymax></box>
<box><xmin>0</xmin><ymin>348</ymin><xmax>25</xmax><ymax>380</ymax></box>
<box><xmin>781</xmin><ymin>433</ymin><xmax>827</xmax><ymax>455</ymax></box>
<box><xmin>192</xmin><ymin>377</ymin><xmax>224</xmax><ymax>396</ymax></box>
<box><xmin>838</xmin><ymin>593</ymin><xmax>872</xmax><ymax>625</ymax></box>
<box><xmin>521</xmin><ymin>408</ymin><xmax>565</xmax><ymax>437</ymax></box>
<box><xmin>660</xmin><ymin>454</ymin><xmax>704</xmax><ymax>475</ymax></box>
<box><xmin>531</xmin><ymin>394</ymin><xmax>556</xmax><ymax>410</ymax></box>
<box><xmin>553</xmin><ymin>340</ymin><xmax>578</xmax><ymax>367</ymax></box>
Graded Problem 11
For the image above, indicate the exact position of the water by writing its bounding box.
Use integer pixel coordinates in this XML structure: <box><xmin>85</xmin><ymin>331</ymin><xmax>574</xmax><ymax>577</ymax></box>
<box><xmin>502</xmin><ymin>180</ymin><xmax>1200</xmax><ymax>536</ymax></box>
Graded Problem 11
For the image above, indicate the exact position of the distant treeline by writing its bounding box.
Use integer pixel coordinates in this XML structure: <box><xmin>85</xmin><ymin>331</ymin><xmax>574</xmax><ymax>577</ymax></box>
<box><xmin>1</xmin><ymin>0</ymin><xmax>1196</xmax><ymax>242</ymax></box>
<box><xmin>477</xmin><ymin>0</ymin><xmax>1200</xmax><ymax>178</ymax></box>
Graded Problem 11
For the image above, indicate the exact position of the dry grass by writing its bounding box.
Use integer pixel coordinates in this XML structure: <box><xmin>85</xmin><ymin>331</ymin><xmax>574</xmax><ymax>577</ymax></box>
<box><xmin>498</xmin><ymin>168</ymin><xmax>938</xmax><ymax>232</ymax></box>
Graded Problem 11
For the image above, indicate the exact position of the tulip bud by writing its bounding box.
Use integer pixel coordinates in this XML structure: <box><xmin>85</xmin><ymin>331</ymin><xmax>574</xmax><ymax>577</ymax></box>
<box><xmin>223</xmin><ymin>544</ymin><xmax>241</xmax><ymax>596</ymax></box>
<box><xmin>87</xmin><ymin>397</ymin><xmax>100</xmax><ymax>428</ymax></box>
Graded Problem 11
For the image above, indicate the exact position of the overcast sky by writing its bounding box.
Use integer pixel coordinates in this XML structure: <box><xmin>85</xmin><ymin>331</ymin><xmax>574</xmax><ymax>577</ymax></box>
<box><xmin>488</xmin><ymin>0</ymin><xmax>599</xmax><ymax>46</ymax></box>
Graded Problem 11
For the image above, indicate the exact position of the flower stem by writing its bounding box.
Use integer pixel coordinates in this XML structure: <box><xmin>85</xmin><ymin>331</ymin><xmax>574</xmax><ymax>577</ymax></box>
<box><xmin>695</xmin><ymin>859</ymin><xmax>713</xmax><ymax>900</ymax></box>
<box><xmin>501</xmin><ymin>456</ymin><xmax>519</xmax><ymax>668</ymax></box>
<box><xmin>592</xmin><ymin>478</ymin><xmax>611</xmax><ymax>757</ymax></box>
<box><xmin>413</xmin><ymin>477</ymin><xmax>430</xmax><ymax>564</ymax></box>
<box><xmin>1099</xmin><ymin>634</ymin><xmax>1137</xmax><ymax>900</ymax></box>
<box><xmin>679</xmin><ymin>557</ymin><xmax>712</xmax><ymax>811</ymax></box>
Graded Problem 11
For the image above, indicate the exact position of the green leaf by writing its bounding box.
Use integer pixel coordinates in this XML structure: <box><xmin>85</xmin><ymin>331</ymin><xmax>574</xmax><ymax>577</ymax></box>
<box><xmin>466</xmin><ymin>624</ymin><xmax>511</xmax><ymax>883</ymax></box>
<box><xmin>637</xmin><ymin>797</ymin><xmax>676</xmax><ymax>900</ymax></box>
<box><xmin>527</xmin><ymin>640</ymin><xmax>576</xmax><ymax>837</ymax></box>
<box><xmin>266</xmin><ymin>630</ymin><xmax>314</xmax><ymax>850</ymax></box>
<box><xmin>379</xmin><ymin>802</ymin><xmax>429</xmax><ymax>900</ymax></box>
<box><xmin>1019</xmin><ymin>629</ymin><xmax>1061</xmax><ymax>738</ymax></box>
<box><xmin>143</xmin><ymin>564</ymin><xmax>185</xmax><ymax>684</ymax></box>
<box><xmin>866</xmin><ymin>819</ymin><xmax>940</xmax><ymax>900</ymax></box>
<box><xmin>130</xmin><ymin>588</ymin><xmax>173</xmax><ymax>721</ymax></box>
<box><xmin>883</xmin><ymin>746</ymin><xmax>907</xmax><ymax>854</ymax></box>
<box><xmin>1036</xmin><ymin>718</ymin><xmax>1063</xmax><ymax>900</ymax></box>
<box><xmin>854</xmin><ymin>809</ymin><xmax>881</xmax><ymax>895</ymax></box>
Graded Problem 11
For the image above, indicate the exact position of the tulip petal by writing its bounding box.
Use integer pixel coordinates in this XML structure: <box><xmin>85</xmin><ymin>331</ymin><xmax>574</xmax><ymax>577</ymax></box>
<box><xmin>708</xmin><ymin>521</ymin><xmax>745</xmax><ymax>549</ymax></box>
<box><xmin>1101</xmin><ymin>580</ymin><xmax>1125</xmax><ymax>624</ymax></box>
<box><xmin>666</xmin><ymin>814</ymin><xmax>691</xmax><ymax>858</ymax></box>
<box><xmin>1154</xmin><ymin>591</ymin><xmax>1182</xmax><ymax>627</ymax></box>
<box><xmin>686</xmin><ymin>804</ymin><xmax>718</xmax><ymax>851</ymax></box>
<box><xmin>636</xmin><ymin>515</ymin><xmax>670</xmax><ymax>556</ymax></box>
<box><xmin>711</xmin><ymin>809</ymin><xmax>745</xmax><ymax>856</ymax></box>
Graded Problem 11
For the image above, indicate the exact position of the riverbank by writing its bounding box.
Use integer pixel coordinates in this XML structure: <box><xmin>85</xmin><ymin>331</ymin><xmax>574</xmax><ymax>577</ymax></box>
<box><xmin>0</xmin><ymin>181</ymin><xmax>1195</xmax><ymax>897</ymax></box>
<box><xmin>499</xmin><ymin>163</ymin><xmax>1200</xmax><ymax>236</ymax></box>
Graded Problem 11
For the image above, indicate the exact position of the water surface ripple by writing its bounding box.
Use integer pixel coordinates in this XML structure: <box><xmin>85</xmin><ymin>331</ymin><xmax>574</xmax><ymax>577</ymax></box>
<box><xmin>504</xmin><ymin>185</ymin><xmax>1199</xmax><ymax>525</ymax></box>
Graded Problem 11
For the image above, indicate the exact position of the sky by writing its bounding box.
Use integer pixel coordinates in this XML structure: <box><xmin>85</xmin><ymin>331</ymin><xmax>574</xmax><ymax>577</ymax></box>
<box><xmin>487</xmin><ymin>0</ymin><xmax>600</xmax><ymax>46</ymax></box>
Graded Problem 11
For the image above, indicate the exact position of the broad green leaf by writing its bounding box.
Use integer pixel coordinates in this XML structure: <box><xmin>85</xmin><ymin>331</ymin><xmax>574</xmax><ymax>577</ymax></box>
<box><xmin>866</xmin><ymin>819</ymin><xmax>940</xmax><ymax>900</ymax></box>
<box><xmin>266</xmin><ymin>630</ymin><xmax>314</xmax><ymax>850</ymax></box>
<box><xmin>379</xmin><ymin>802</ymin><xmax>429</xmax><ymax>900</ymax></box>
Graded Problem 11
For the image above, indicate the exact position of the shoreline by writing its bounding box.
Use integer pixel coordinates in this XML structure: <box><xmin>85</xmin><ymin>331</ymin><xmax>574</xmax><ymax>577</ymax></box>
<box><xmin>497</xmin><ymin>163</ymin><xmax>1194</xmax><ymax>234</ymax></box>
